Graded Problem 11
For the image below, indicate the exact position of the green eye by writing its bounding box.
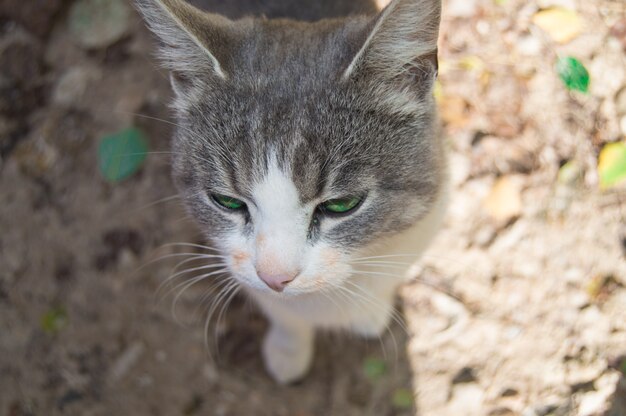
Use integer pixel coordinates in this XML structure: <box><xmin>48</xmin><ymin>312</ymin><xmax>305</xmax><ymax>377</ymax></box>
<box><xmin>212</xmin><ymin>194</ymin><xmax>246</xmax><ymax>210</ymax></box>
<box><xmin>321</xmin><ymin>196</ymin><xmax>361</xmax><ymax>214</ymax></box>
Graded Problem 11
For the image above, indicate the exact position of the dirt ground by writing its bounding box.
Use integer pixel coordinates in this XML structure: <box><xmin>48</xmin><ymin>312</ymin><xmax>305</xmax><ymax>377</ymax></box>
<box><xmin>1</xmin><ymin>0</ymin><xmax>625</xmax><ymax>415</ymax></box>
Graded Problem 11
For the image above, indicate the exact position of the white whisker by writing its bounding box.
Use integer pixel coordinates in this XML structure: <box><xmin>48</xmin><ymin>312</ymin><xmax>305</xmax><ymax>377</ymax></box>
<box><xmin>351</xmin><ymin>254</ymin><xmax>418</xmax><ymax>262</ymax></box>
<box><xmin>161</xmin><ymin>242</ymin><xmax>223</xmax><ymax>253</ymax></box>
<box><xmin>169</xmin><ymin>269</ymin><xmax>229</xmax><ymax>323</ymax></box>
<box><xmin>344</xmin><ymin>280</ymin><xmax>408</xmax><ymax>335</ymax></box>
<box><xmin>159</xmin><ymin>264</ymin><xmax>228</xmax><ymax>300</ymax></box>
<box><xmin>205</xmin><ymin>280</ymin><xmax>239</xmax><ymax>356</ymax></box>
<box><xmin>353</xmin><ymin>269</ymin><xmax>463</xmax><ymax>302</ymax></box>
<box><xmin>350</xmin><ymin>262</ymin><xmax>410</xmax><ymax>270</ymax></box>
<box><xmin>213</xmin><ymin>284</ymin><xmax>241</xmax><ymax>351</ymax></box>
<box><xmin>334</xmin><ymin>284</ymin><xmax>391</xmax><ymax>359</ymax></box>
<box><xmin>136</xmin><ymin>251</ymin><xmax>222</xmax><ymax>275</ymax></box>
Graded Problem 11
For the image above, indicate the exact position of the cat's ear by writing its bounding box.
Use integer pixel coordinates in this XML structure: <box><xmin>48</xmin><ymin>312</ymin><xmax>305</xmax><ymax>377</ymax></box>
<box><xmin>135</xmin><ymin>0</ymin><xmax>236</xmax><ymax>90</ymax></box>
<box><xmin>343</xmin><ymin>0</ymin><xmax>441</xmax><ymax>94</ymax></box>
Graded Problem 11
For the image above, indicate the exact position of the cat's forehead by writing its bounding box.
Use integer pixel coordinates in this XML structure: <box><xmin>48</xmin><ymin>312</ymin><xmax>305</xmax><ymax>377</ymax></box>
<box><xmin>187</xmin><ymin>86</ymin><xmax>383</xmax><ymax>197</ymax></box>
<box><xmin>230</xmin><ymin>18</ymin><xmax>369</xmax><ymax>84</ymax></box>
<box><xmin>181</xmin><ymin>73</ymin><xmax>431</xmax><ymax>202</ymax></box>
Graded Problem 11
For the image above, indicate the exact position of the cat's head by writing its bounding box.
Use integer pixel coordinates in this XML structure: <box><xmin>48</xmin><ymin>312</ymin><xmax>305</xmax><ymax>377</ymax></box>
<box><xmin>137</xmin><ymin>0</ymin><xmax>444</xmax><ymax>295</ymax></box>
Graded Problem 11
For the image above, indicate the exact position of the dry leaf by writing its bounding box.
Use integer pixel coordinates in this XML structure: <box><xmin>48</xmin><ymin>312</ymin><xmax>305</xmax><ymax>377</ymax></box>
<box><xmin>439</xmin><ymin>95</ymin><xmax>470</xmax><ymax>128</ymax></box>
<box><xmin>458</xmin><ymin>55</ymin><xmax>485</xmax><ymax>72</ymax></box>
<box><xmin>532</xmin><ymin>8</ymin><xmax>583</xmax><ymax>44</ymax></box>
<box><xmin>483</xmin><ymin>176</ymin><xmax>523</xmax><ymax>223</ymax></box>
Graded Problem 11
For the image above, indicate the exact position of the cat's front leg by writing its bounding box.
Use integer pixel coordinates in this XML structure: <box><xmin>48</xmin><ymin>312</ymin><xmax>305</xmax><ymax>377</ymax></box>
<box><xmin>262</xmin><ymin>318</ymin><xmax>314</xmax><ymax>384</ymax></box>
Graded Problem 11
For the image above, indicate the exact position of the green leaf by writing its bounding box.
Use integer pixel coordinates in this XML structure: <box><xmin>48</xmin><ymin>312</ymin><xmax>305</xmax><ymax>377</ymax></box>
<box><xmin>98</xmin><ymin>127</ymin><xmax>148</xmax><ymax>182</ymax></box>
<box><xmin>556</xmin><ymin>56</ymin><xmax>589</xmax><ymax>93</ymax></box>
<box><xmin>392</xmin><ymin>388</ymin><xmax>414</xmax><ymax>409</ymax></box>
<box><xmin>598</xmin><ymin>142</ymin><xmax>626</xmax><ymax>189</ymax></box>
<box><xmin>41</xmin><ymin>307</ymin><xmax>68</xmax><ymax>334</ymax></box>
<box><xmin>363</xmin><ymin>357</ymin><xmax>387</xmax><ymax>381</ymax></box>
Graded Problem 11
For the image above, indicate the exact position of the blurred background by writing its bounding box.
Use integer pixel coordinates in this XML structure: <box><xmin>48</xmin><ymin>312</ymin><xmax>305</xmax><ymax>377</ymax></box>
<box><xmin>1</xmin><ymin>0</ymin><xmax>625</xmax><ymax>415</ymax></box>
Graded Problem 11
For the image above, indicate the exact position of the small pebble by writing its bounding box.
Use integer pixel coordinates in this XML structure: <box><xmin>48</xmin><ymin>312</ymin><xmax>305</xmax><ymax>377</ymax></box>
<box><xmin>473</xmin><ymin>225</ymin><xmax>496</xmax><ymax>247</ymax></box>
<box><xmin>488</xmin><ymin>407</ymin><xmax>515</xmax><ymax>416</ymax></box>
<box><xmin>500</xmin><ymin>387</ymin><xmax>518</xmax><ymax>397</ymax></box>
<box><xmin>108</xmin><ymin>342</ymin><xmax>144</xmax><ymax>382</ymax></box>
<box><xmin>203</xmin><ymin>363</ymin><xmax>219</xmax><ymax>384</ymax></box>
<box><xmin>52</xmin><ymin>67</ymin><xmax>100</xmax><ymax>107</ymax></box>
<box><xmin>155</xmin><ymin>350</ymin><xmax>167</xmax><ymax>362</ymax></box>
<box><xmin>452</xmin><ymin>366</ymin><xmax>477</xmax><ymax>384</ymax></box>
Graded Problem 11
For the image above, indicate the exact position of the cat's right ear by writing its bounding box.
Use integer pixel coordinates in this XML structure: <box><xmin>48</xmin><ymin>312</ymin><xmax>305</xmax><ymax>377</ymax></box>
<box><xmin>135</xmin><ymin>0</ymin><xmax>236</xmax><ymax>92</ymax></box>
<box><xmin>342</xmin><ymin>0</ymin><xmax>441</xmax><ymax>111</ymax></box>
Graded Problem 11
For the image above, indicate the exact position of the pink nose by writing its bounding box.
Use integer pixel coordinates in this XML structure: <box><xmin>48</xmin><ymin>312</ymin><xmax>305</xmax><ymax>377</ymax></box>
<box><xmin>257</xmin><ymin>271</ymin><xmax>297</xmax><ymax>292</ymax></box>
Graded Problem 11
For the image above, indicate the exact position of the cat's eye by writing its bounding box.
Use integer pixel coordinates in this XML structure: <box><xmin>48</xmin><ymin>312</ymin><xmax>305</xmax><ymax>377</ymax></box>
<box><xmin>320</xmin><ymin>196</ymin><xmax>362</xmax><ymax>214</ymax></box>
<box><xmin>211</xmin><ymin>194</ymin><xmax>246</xmax><ymax>210</ymax></box>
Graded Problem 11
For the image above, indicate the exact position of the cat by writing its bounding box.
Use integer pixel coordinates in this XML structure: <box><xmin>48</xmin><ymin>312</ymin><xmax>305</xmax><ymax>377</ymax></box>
<box><xmin>136</xmin><ymin>0</ymin><xmax>446</xmax><ymax>383</ymax></box>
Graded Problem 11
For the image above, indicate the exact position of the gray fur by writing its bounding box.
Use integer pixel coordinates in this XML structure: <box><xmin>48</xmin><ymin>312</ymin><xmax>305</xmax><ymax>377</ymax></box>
<box><xmin>136</xmin><ymin>0</ymin><xmax>444</xmax><ymax>250</ymax></box>
<box><xmin>187</xmin><ymin>0</ymin><xmax>378</xmax><ymax>21</ymax></box>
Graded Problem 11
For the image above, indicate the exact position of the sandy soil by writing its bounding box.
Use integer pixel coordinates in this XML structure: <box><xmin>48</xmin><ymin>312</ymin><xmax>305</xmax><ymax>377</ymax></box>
<box><xmin>1</xmin><ymin>0</ymin><xmax>625</xmax><ymax>415</ymax></box>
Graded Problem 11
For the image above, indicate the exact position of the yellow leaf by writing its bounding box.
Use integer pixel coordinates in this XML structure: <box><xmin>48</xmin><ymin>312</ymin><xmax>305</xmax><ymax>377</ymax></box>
<box><xmin>458</xmin><ymin>56</ymin><xmax>485</xmax><ymax>72</ymax></box>
<box><xmin>532</xmin><ymin>8</ymin><xmax>583</xmax><ymax>44</ymax></box>
<box><xmin>598</xmin><ymin>141</ymin><xmax>626</xmax><ymax>189</ymax></box>
<box><xmin>433</xmin><ymin>80</ymin><xmax>443</xmax><ymax>102</ymax></box>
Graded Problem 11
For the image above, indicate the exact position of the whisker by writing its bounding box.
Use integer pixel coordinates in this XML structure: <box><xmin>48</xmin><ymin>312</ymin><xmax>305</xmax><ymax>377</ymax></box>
<box><xmin>204</xmin><ymin>280</ymin><xmax>239</xmax><ymax>357</ymax></box>
<box><xmin>167</xmin><ymin>254</ymin><xmax>217</xmax><ymax>274</ymax></box>
<box><xmin>193</xmin><ymin>278</ymin><xmax>231</xmax><ymax>320</ymax></box>
<box><xmin>172</xmin><ymin>216</ymin><xmax>195</xmax><ymax>226</ymax></box>
<box><xmin>161</xmin><ymin>242</ymin><xmax>223</xmax><ymax>253</ymax></box>
<box><xmin>213</xmin><ymin>284</ymin><xmax>241</xmax><ymax>352</ymax></box>
<box><xmin>148</xmin><ymin>251</ymin><xmax>224</xmax><ymax>264</ymax></box>
<box><xmin>343</xmin><ymin>280</ymin><xmax>408</xmax><ymax>335</ymax></box>
<box><xmin>158</xmin><ymin>264</ymin><xmax>228</xmax><ymax>300</ymax></box>
<box><xmin>351</xmin><ymin>254</ymin><xmax>419</xmax><ymax>262</ymax></box>
<box><xmin>350</xmin><ymin>262</ymin><xmax>410</xmax><ymax>270</ymax></box>
<box><xmin>129</xmin><ymin>194</ymin><xmax>181</xmax><ymax>213</ymax></box>
<box><xmin>154</xmin><ymin>254</ymin><xmax>210</xmax><ymax>296</ymax></box>
<box><xmin>135</xmin><ymin>251</ymin><xmax>222</xmax><ymax>277</ymax></box>
<box><xmin>341</xmin><ymin>282</ymin><xmax>405</xmax><ymax>366</ymax></box>
<box><xmin>113</xmin><ymin>151</ymin><xmax>180</xmax><ymax>157</ymax></box>
<box><xmin>353</xmin><ymin>269</ymin><xmax>463</xmax><ymax>303</ymax></box>
<box><xmin>318</xmin><ymin>285</ymin><xmax>351</xmax><ymax>325</ymax></box>
<box><xmin>334</xmin><ymin>284</ymin><xmax>390</xmax><ymax>359</ymax></box>
<box><xmin>351</xmin><ymin>270</ymin><xmax>403</xmax><ymax>279</ymax></box>
<box><xmin>170</xmin><ymin>269</ymin><xmax>229</xmax><ymax>325</ymax></box>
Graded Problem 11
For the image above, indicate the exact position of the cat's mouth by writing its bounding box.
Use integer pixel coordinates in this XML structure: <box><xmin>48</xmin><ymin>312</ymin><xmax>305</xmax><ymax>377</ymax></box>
<box><xmin>226</xmin><ymin>245</ymin><xmax>354</xmax><ymax>297</ymax></box>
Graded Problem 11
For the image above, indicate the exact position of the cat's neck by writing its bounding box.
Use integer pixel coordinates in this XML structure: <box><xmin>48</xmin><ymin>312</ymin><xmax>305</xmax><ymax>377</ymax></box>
<box><xmin>187</xmin><ymin>0</ymin><xmax>378</xmax><ymax>21</ymax></box>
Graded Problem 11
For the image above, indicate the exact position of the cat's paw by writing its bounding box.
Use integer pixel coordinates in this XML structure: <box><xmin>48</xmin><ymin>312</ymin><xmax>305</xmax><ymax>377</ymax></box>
<box><xmin>262</xmin><ymin>324</ymin><xmax>313</xmax><ymax>384</ymax></box>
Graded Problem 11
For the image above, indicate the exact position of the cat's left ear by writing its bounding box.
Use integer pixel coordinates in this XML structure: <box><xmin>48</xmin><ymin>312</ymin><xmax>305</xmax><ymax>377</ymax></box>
<box><xmin>135</xmin><ymin>0</ymin><xmax>238</xmax><ymax>94</ymax></box>
<box><xmin>343</xmin><ymin>0</ymin><xmax>441</xmax><ymax>100</ymax></box>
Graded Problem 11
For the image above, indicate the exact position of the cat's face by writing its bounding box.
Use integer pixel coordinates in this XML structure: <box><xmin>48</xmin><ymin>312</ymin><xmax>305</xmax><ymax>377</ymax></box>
<box><xmin>138</xmin><ymin>0</ymin><xmax>444</xmax><ymax>295</ymax></box>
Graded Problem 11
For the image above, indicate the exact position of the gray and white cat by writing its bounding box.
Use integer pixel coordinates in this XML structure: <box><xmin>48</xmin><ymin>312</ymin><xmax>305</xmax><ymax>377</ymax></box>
<box><xmin>137</xmin><ymin>0</ymin><xmax>446</xmax><ymax>383</ymax></box>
